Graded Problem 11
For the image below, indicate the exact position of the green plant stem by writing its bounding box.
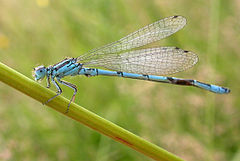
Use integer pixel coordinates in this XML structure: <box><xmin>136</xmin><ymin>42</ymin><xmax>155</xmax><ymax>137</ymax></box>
<box><xmin>0</xmin><ymin>62</ymin><xmax>184</xmax><ymax>161</ymax></box>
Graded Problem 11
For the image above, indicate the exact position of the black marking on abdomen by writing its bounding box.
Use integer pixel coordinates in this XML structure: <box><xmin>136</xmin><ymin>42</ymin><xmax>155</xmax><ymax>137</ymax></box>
<box><xmin>84</xmin><ymin>68</ymin><xmax>97</xmax><ymax>77</ymax></box>
<box><xmin>117</xmin><ymin>71</ymin><xmax>123</xmax><ymax>77</ymax></box>
<box><xmin>84</xmin><ymin>74</ymin><xmax>90</xmax><ymax>77</ymax></box>
<box><xmin>223</xmin><ymin>87</ymin><xmax>230</xmax><ymax>93</ymax></box>
<box><xmin>142</xmin><ymin>74</ymin><xmax>150</xmax><ymax>80</ymax></box>
<box><xmin>83</xmin><ymin>68</ymin><xmax>89</xmax><ymax>77</ymax></box>
<box><xmin>167</xmin><ymin>77</ymin><xmax>174</xmax><ymax>81</ymax></box>
<box><xmin>167</xmin><ymin>77</ymin><xmax>194</xmax><ymax>86</ymax></box>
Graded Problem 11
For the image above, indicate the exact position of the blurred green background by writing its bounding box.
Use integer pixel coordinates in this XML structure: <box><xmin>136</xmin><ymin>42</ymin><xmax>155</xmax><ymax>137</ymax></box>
<box><xmin>0</xmin><ymin>0</ymin><xmax>239</xmax><ymax>161</ymax></box>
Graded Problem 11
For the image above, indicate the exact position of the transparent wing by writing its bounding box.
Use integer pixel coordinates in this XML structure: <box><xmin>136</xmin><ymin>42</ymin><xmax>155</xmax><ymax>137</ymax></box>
<box><xmin>83</xmin><ymin>47</ymin><xmax>198</xmax><ymax>76</ymax></box>
<box><xmin>77</xmin><ymin>15</ymin><xmax>186</xmax><ymax>63</ymax></box>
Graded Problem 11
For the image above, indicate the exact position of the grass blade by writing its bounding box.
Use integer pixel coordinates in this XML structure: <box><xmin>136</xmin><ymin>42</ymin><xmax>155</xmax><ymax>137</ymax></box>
<box><xmin>0</xmin><ymin>62</ymin><xmax>184</xmax><ymax>161</ymax></box>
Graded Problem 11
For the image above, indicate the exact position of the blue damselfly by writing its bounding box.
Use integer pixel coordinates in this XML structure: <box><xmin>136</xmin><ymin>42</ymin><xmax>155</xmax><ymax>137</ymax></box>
<box><xmin>33</xmin><ymin>16</ymin><xmax>230</xmax><ymax>113</ymax></box>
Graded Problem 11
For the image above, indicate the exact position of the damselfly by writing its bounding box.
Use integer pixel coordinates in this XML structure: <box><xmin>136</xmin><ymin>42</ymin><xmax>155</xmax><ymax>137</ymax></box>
<box><xmin>33</xmin><ymin>16</ymin><xmax>230</xmax><ymax>113</ymax></box>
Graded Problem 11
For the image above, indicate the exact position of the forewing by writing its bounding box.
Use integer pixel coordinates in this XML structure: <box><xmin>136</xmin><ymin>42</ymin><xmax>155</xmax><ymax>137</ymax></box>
<box><xmin>78</xmin><ymin>16</ymin><xmax>186</xmax><ymax>63</ymax></box>
<box><xmin>83</xmin><ymin>47</ymin><xmax>198</xmax><ymax>76</ymax></box>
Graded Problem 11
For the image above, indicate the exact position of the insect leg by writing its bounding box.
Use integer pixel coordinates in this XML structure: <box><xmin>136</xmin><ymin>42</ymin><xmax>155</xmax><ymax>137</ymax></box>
<box><xmin>46</xmin><ymin>75</ymin><xmax>51</xmax><ymax>88</ymax></box>
<box><xmin>56</xmin><ymin>78</ymin><xmax>77</xmax><ymax>113</ymax></box>
<box><xmin>44</xmin><ymin>78</ymin><xmax>62</xmax><ymax>105</ymax></box>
